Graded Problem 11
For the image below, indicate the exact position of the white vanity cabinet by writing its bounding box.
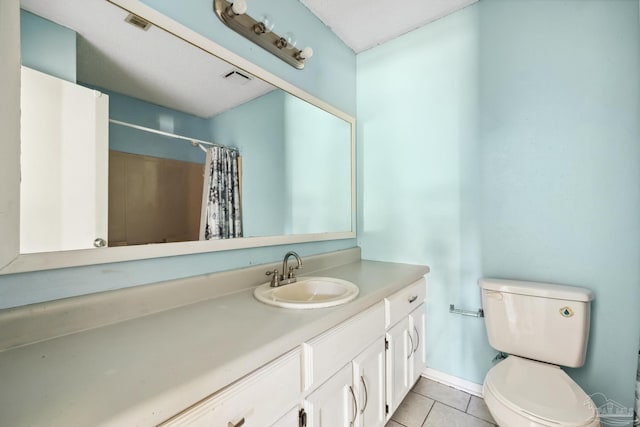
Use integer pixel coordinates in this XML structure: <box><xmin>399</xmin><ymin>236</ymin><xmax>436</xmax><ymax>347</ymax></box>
<box><xmin>271</xmin><ymin>407</ymin><xmax>302</xmax><ymax>427</ymax></box>
<box><xmin>161</xmin><ymin>277</ymin><xmax>426</xmax><ymax>427</ymax></box>
<box><xmin>302</xmin><ymin>302</ymin><xmax>386</xmax><ymax>427</ymax></box>
<box><xmin>409</xmin><ymin>303</ymin><xmax>426</xmax><ymax>386</ymax></box>
<box><xmin>302</xmin><ymin>302</ymin><xmax>385</xmax><ymax>391</ymax></box>
<box><xmin>304</xmin><ymin>339</ymin><xmax>386</xmax><ymax>427</ymax></box>
<box><xmin>304</xmin><ymin>363</ymin><xmax>355</xmax><ymax>427</ymax></box>
<box><xmin>351</xmin><ymin>339</ymin><xmax>386</xmax><ymax>427</ymax></box>
<box><xmin>384</xmin><ymin>278</ymin><xmax>426</xmax><ymax>415</ymax></box>
<box><xmin>160</xmin><ymin>349</ymin><xmax>301</xmax><ymax>427</ymax></box>
<box><xmin>386</xmin><ymin>316</ymin><xmax>412</xmax><ymax>414</ymax></box>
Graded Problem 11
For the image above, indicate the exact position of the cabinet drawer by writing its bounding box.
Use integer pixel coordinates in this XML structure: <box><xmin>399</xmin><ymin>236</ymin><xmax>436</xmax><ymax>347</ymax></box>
<box><xmin>385</xmin><ymin>278</ymin><xmax>426</xmax><ymax>328</ymax></box>
<box><xmin>303</xmin><ymin>302</ymin><xmax>385</xmax><ymax>392</ymax></box>
<box><xmin>161</xmin><ymin>349</ymin><xmax>301</xmax><ymax>427</ymax></box>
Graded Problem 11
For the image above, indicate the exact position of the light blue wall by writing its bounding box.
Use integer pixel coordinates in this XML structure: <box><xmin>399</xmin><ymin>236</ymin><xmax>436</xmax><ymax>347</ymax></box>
<box><xmin>358</xmin><ymin>1</ymin><xmax>491</xmax><ymax>384</ymax></box>
<box><xmin>358</xmin><ymin>0</ymin><xmax>640</xmax><ymax>414</ymax></box>
<box><xmin>0</xmin><ymin>1</ymin><xmax>356</xmax><ymax>308</ymax></box>
<box><xmin>284</xmin><ymin>94</ymin><xmax>352</xmax><ymax>234</ymax></box>
<box><xmin>209</xmin><ymin>89</ymin><xmax>353</xmax><ymax>237</ymax></box>
<box><xmin>104</xmin><ymin>88</ymin><xmax>209</xmax><ymax>164</ymax></box>
<box><xmin>210</xmin><ymin>90</ymin><xmax>287</xmax><ymax>237</ymax></box>
<box><xmin>478</xmin><ymin>0</ymin><xmax>640</xmax><ymax>413</ymax></box>
<box><xmin>20</xmin><ymin>10</ymin><xmax>76</xmax><ymax>82</ymax></box>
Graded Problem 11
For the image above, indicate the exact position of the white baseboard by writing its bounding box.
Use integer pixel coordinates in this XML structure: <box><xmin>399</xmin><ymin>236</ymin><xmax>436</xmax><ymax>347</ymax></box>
<box><xmin>422</xmin><ymin>368</ymin><xmax>484</xmax><ymax>397</ymax></box>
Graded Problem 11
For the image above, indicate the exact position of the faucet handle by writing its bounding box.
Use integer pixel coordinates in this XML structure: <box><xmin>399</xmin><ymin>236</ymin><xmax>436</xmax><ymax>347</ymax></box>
<box><xmin>287</xmin><ymin>264</ymin><xmax>301</xmax><ymax>279</ymax></box>
<box><xmin>266</xmin><ymin>269</ymin><xmax>280</xmax><ymax>287</ymax></box>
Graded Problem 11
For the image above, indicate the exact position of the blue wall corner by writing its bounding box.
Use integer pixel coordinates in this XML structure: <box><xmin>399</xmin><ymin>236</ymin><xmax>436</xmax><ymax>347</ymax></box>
<box><xmin>357</xmin><ymin>0</ymin><xmax>640</xmax><ymax>412</ymax></box>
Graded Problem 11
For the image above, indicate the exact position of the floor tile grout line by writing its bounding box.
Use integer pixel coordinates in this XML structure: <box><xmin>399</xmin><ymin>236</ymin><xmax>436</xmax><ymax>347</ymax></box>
<box><xmin>425</xmin><ymin>399</ymin><xmax>468</xmax><ymax>414</ymax></box>
<box><xmin>420</xmin><ymin>399</ymin><xmax>436</xmax><ymax>427</ymax></box>
<box><xmin>430</xmin><ymin>399</ymin><xmax>497</xmax><ymax>425</ymax></box>
<box><xmin>402</xmin><ymin>378</ymin><xmax>498</xmax><ymax>427</ymax></box>
<box><xmin>387</xmin><ymin>398</ymin><xmax>497</xmax><ymax>427</ymax></box>
<box><xmin>411</xmin><ymin>388</ymin><xmax>471</xmax><ymax>408</ymax></box>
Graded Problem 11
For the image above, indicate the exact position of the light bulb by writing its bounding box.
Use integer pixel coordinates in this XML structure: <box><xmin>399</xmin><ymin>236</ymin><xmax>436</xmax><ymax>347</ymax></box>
<box><xmin>283</xmin><ymin>32</ymin><xmax>297</xmax><ymax>48</ymax></box>
<box><xmin>298</xmin><ymin>46</ymin><xmax>313</xmax><ymax>60</ymax></box>
<box><xmin>259</xmin><ymin>14</ymin><xmax>275</xmax><ymax>33</ymax></box>
<box><xmin>231</xmin><ymin>0</ymin><xmax>247</xmax><ymax>15</ymax></box>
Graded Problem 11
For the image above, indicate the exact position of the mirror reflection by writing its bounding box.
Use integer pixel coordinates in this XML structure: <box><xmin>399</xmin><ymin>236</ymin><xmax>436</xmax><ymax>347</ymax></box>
<box><xmin>19</xmin><ymin>0</ymin><xmax>352</xmax><ymax>254</ymax></box>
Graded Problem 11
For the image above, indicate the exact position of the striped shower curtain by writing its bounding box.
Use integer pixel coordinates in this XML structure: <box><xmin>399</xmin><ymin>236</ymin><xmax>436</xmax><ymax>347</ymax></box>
<box><xmin>200</xmin><ymin>146</ymin><xmax>243</xmax><ymax>240</ymax></box>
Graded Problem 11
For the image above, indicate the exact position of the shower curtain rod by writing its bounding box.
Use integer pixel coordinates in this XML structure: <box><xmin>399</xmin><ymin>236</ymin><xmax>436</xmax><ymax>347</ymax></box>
<box><xmin>109</xmin><ymin>119</ymin><xmax>239</xmax><ymax>152</ymax></box>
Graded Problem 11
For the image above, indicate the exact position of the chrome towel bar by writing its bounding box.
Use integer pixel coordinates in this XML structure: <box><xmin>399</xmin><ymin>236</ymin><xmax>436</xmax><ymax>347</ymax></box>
<box><xmin>449</xmin><ymin>304</ymin><xmax>484</xmax><ymax>318</ymax></box>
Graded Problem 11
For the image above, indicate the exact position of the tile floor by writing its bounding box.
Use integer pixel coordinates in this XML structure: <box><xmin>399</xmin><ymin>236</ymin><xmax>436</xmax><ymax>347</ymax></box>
<box><xmin>386</xmin><ymin>378</ymin><xmax>497</xmax><ymax>427</ymax></box>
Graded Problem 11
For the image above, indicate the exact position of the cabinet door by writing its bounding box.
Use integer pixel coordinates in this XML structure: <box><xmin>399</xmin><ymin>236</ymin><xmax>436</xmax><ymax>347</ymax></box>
<box><xmin>305</xmin><ymin>364</ymin><xmax>355</xmax><ymax>427</ymax></box>
<box><xmin>352</xmin><ymin>339</ymin><xmax>386</xmax><ymax>427</ymax></box>
<box><xmin>386</xmin><ymin>317</ymin><xmax>412</xmax><ymax>414</ymax></box>
<box><xmin>409</xmin><ymin>304</ymin><xmax>426</xmax><ymax>385</ymax></box>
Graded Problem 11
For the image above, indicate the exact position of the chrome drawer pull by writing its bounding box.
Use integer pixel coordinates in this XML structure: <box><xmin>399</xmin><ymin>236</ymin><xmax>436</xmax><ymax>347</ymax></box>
<box><xmin>408</xmin><ymin>295</ymin><xmax>418</xmax><ymax>303</ymax></box>
<box><xmin>228</xmin><ymin>418</ymin><xmax>245</xmax><ymax>427</ymax></box>
<box><xmin>407</xmin><ymin>332</ymin><xmax>414</xmax><ymax>359</ymax></box>
<box><xmin>360</xmin><ymin>375</ymin><xmax>369</xmax><ymax>413</ymax></box>
<box><xmin>349</xmin><ymin>385</ymin><xmax>358</xmax><ymax>426</ymax></box>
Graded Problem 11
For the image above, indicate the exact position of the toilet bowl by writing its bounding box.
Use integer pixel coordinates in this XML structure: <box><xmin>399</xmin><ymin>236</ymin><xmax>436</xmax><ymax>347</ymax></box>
<box><xmin>483</xmin><ymin>356</ymin><xmax>600</xmax><ymax>427</ymax></box>
<box><xmin>478</xmin><ymin>278</ymin><xmax>600</xmax><ymax>427</ymax></box>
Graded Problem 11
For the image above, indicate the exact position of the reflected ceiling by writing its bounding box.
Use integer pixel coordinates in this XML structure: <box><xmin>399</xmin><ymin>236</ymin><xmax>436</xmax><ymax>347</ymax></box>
<box><xmin>20</xmin><ymin>0</ymin><xmax>274</xmax><ymax>118</ymax></box>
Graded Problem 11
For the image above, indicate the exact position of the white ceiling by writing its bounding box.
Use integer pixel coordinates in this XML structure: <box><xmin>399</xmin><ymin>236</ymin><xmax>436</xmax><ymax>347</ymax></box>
<box><xmin>301</xmin><ymin>0</ymin><xmax>478</xmax><ymax>53</ymax></box>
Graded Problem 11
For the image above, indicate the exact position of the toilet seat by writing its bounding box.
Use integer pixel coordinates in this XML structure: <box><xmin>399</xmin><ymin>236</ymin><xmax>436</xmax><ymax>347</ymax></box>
<box><xmin>484</xmin><ymin>356</ymin><xmax>599</xmax><ymax>427</ymax></box>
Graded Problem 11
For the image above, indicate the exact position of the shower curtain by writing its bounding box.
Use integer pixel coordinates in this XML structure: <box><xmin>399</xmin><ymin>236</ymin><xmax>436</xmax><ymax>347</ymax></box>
<box><xmin>200</xmin><ymin>146</ymin><xmax>243</xmax><ymax>240</ymax></box>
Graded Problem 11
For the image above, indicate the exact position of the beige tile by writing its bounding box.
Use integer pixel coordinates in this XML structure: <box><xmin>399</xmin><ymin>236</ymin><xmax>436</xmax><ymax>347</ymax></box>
<box><xmin>423</xmin><ymin>402</ymin><xmax>495</xmax><ymax>427</ymax></box>
<box><xmin>385</xmin><ymin>420</ymin><xmax>405</xmax><ymax>427</ymax></box>
<box><xmin>412</xmin><ymin>378</ymin><xmax>471</xmax><ymax>411</ymax></box>
<box><xmin>466</xmin><ymin>396</ymin><xmax>496</xmax><ymax>424</ymax></box>
<box><xmin>391</xmin><ymin>391</ymin><xmax>435</xmax><ymax>427</ymax></box>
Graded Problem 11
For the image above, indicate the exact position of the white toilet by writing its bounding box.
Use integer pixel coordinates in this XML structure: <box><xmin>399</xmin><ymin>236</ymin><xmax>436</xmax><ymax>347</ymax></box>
<box><xmin>479</xmin><ymin>278</ymin><xmax>601</xmax><ymax>427</ymax></box>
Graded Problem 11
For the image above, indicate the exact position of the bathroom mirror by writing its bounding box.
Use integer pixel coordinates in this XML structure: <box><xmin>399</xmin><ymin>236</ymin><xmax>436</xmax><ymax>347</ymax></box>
<box><xmin>1</xmin><ymin>0</ymin><xmax>355</xmax><ymax>273</ymax></box>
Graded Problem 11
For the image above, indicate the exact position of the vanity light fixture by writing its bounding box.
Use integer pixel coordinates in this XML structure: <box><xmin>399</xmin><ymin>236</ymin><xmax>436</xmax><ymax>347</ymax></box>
<box><xmin>213</xmin><ymin>0</ymin><xmax>314</xmax><ymax>69</ymax></box>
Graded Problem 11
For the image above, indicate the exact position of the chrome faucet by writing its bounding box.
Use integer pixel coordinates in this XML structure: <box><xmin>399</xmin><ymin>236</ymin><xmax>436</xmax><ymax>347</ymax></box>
<box><xmin>265</xmin><ymin>251</ymin><xmax>303</xmax><ymax>287</ymax></box>
<box><xmin>282</xmin><ymin>251</ymin><xmax>302</xmax><ymax>282</ymax></box>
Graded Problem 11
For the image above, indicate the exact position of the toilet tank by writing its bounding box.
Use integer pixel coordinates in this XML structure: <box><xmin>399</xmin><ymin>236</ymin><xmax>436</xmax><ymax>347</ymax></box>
<box><xmin>479</xmin><ymin>278</ymin><xmax>593</xmax><ymax>368</ymax></box>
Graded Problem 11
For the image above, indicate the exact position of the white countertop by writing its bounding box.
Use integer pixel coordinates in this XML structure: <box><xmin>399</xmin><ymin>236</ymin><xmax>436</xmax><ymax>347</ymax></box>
<box><xmin>0</xmin><ymin>259</ymin><xmax>428</xmax><ymax>426</ymax></box>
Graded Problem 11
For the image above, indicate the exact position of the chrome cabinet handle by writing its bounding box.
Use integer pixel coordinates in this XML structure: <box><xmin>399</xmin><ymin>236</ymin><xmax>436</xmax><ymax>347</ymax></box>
<box><xmin>360</xmin><ymin>375</ymin><xmax>368</xmax><ymax>414</ymax></box>
<box><xmin>228</xmin><ymin>418</ymin><xmax>245</xmax><ymax>427</ymax></box>
<box><xmin>407</xmin><ymin>331</ymin><xmax>414</xmax><ymax>359</ymax></box>
<box><xmin>408</xmin><ymin>295</ymin><xmax>418</xmax><ymax>303</ymax></box>
<box><xmin>93</xmin><ymin>238</ymin><xmax>106</xmax><ymax>248</ymax></box>
<box><xmin>349</xmin><ymin>385</ymin><xmax>358</xmax><ymax>426</ymax></box>
<box><xmin>413</xmin><ymin>325</ymin><xmax>420</xmax><ymax>353</ymax></box>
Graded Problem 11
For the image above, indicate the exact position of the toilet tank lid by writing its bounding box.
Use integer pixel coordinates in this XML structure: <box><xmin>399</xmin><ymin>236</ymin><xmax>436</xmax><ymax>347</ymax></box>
<box><xmin>478</xmin><ymin>278</ymin><xmax>594</xmax><ymax>302</ymax></box>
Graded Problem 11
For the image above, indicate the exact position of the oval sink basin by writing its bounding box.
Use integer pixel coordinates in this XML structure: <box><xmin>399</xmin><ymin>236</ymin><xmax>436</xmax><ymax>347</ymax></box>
<box><xmin>254</xmin><ymin>277</ymin><xmax>359</xmax><ymax>309</ymax></box>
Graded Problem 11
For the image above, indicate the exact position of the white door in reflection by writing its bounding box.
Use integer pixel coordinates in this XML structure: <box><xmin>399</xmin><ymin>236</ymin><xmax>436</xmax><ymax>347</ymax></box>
<box><xmin>20</xmin><ymin>67</ymin><xmax>109</xmax><ymax>253</ymax></box>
